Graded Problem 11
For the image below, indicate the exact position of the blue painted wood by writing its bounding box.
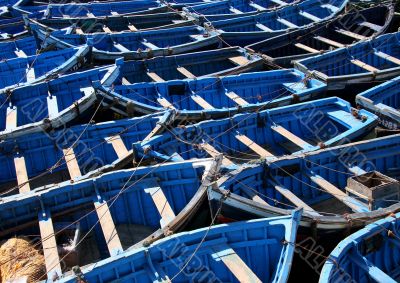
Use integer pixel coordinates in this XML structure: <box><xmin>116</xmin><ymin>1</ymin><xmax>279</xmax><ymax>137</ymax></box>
<box><xmin>184</xmin><ymin>0</ymin><xmax>298</xmax><ymax>21</ymax></box>
<box><xmin>320</xmin><ymin>211</ymin><xmax>400</xmax><ymax>282</ymax></box>
<box><xmin>0</xmin><ymin>36</ymin><xmax>37</xmax><ymax>59</ymax></box>
<box><xmin>57</xmin><ymin>210</ymin><xmax>301</xmax><ymax>283</ymax></box>
<box><xmin>0</xmin><ymin>61</ymin><xmax>121</xmax><ymax>140</ymax></box>
<box><xmin>0</xmin><ymin>44</ymin><xmax>91</xmax><ymax>92</ymax></box>
<box><xmin>0</xmin><ymin>158</ymin><xmax>217</xmax><ymax>279</ymax></box>
<box><xmin>207</xmin><ymin>0</ymin><xmax>348</xmax><ymax>45</ymax></box>
<box><xmin>295</xmin><ymin>32</ymin><xmax>400</xmax><ymax>90</ymax></box>
<box><xmin>135</xmin><ymin>97</ymin><xmax>377</xmax><ymax>164</ymax></box>
<box><xmin>95</xmin><ymin>68</ymin><xmax>326</xmax><ymax>120</ymax></box>
<box><xmin>246</xmin><ymin>5</ymin><xmax>394</xmax><ymax>68</ymax></box>
<box><xmin>0</xmin><ymin>110</ymin><xmax>174</xmax><ymax>193</ymax></box>
<box><xmin>212</xmin><ymin>134</ymin><xmax>400</xmax><ymax>233</ymax></box>
<box><xmin>30</xmin><ymin>24</ymin><xmax>221</xmax><ymax>60</ymax></box>
<box><xmin>356</xmin><ymin>75</ymin><xmax>400</xmax><ymax>130</ymax></box>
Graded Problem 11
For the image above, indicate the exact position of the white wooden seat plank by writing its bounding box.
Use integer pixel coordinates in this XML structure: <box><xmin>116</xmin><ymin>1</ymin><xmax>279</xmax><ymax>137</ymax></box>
<box><xmin>249</xmin><ymin>2</ymin><xmax>266</xmax><ymax>11</ymax></box>
<box><xmin>26</xmin><ymin>66</ymin><xmax>35</xmax><ymax>83</ymax></box>
<box><xmin>122</xmin><ymin>77</ymin><xmax>131</xmax><ymax>85</ymax></box>
<box><xmin>229</xmin><ymin>56</ymin><xmax>250</xmax><ymax>66</ymax></box>
<box><xmin>336</xmin><ymin>29</ymin><xmax>367</xmax><ymax>40</ymax></box>
<box><xmin>6</xmin><ymin>105</ymin><xmax>17</xmax><ymax>130</ymax></box>
<box><xmin>14</xmin><ymin>49</ymin><xmax>27</xmax><ymax>58</ymax></box>
<box><xmin>128</xmin><ymin>24</ymin><xmax>137</xmax><ymax>31</ymax></box>
<box><xmin>94</xmin><ymin>199</ymin><xmax>123</xmax><ymax>256</ymax></box>
<box><xmin>102</xmin><ymin>25</ymin><xmax>112</xmax><ymax>33</ymax></box>
<box><xmin>157</xmin><ymin>96</ymin><xmax>175</xmax><ymax>109</ymax></box>
<box><xmin>201</xmin><ymin>143</ymin><xmax>233</xmax><ymax>166</ymax></box>
<box><xmin>147</xmin><ymin>72</ymin><xmax>164</xmax><ymax>82</ymax></box>
<box><xmin>191</xmin><ymin>95</ymin><xmax>215</xmax><ymax>110</ymax></box>
<box><xmin>47</xmin><ymin>93</ymin><xmax>58</xmax><ymax>118</ymax></box>
<box><xmin>277</xmin><ymin>18</ymin><xmax>298</xmax><ymax>28</ymax></box>
<box><xmin>350</xmin><ymin>59</ymin><xmax>379</xmax><ymax>72</ymax></box>
<box><xmin>271</xmin><ymin>125</ymin><xmax>311</xmax><ymax>149</ymax></box>
<box><xmin>270</xmin><ymin>0</ymin><xmax>286</xmax><ymax>5</ymax></box>
<box><xmin>87</xmin><ymin>12</ymin><xmax>95</xmax><ymax>18</ymax></box>
<box><xmin>299</xmin><ymin>11</ymin><xmax>321</xmax><ymax>22</ymax></box>
<box><xmin>110</xmin><ymin>11</ymin><xmax>119</xmax><ymax>15</ymax></box>
<box><xmin>295</xmin><ymin>43</ymin><xmax>319</xmax><ymax>53</ymax></box>
<box><xmin>144</xmin><ymin>179</ymin><xmax>176</xmax><ymax>228</ymax></box>
<box><xmin>177</xmin><ymin>66</ymin><xmax>196</xmax><ymax>79</ymax></box>
<box><xmin>225</xmin><ymin>91</ymin><xmax>249</xmax><ymax>106</ymax></box>
<box><xmin>314</xmin><ymin>36</ymin><xmax>344</xmax><ymax>48</ymax></box>
<box><xmin>235</xmin><ymin>133</ymin><xmax>274</xmax><ymax>158</ymax></box>
<box><xmin>255</xmin><ymin>23</ymin><xmax>273</xmax><ymax>32</ymax></box>
<box><xmin>14</xmin><ymin>156</ymin><xmax>30</xmax><ymax>193</ymax></box>
<box><xmin>141</xmin><ymin>41</ymin><xmax>158</xmax><ymax>49</ymax></box>
<box><xmin>211</xmin><ymin>244</ymin><xmax>262</xmax><ymax>283</ymax></box>
<box><xmin>39</xmin><ymin>211</ymin><xmax>62</xmax><ymax>279</ymax></box>
<box><xmin>229</xmin><ymin>6</ymin><xmax>243</xmax><ymax>14</ymax></box>
<box><xmin>359</xmin><ymin>21</ymin><xmax>382</xmax><ymax>32</ymax></box>
<box><xmin>105</xmin><ymin>135</ymin><xmax>129</xmax><ymax>159</ymax></box>
<box><xmin>374</xmin><ymin>51</ymin><xmax>400</xmax><ymax>65</ymax></box>
<box><xmin>113</xmin><ymin>43</ymin><xmax>130</xmax><ymax>53</ymax></box>
<box><xmin>75</xmin><ymin>27</ymin><xmax>84</xmax><ymax>35</ymax></box>
<box><xmin>63</xmin><ymin>148</ymin><xmax>82</xmax><ymax>180</ymax></box>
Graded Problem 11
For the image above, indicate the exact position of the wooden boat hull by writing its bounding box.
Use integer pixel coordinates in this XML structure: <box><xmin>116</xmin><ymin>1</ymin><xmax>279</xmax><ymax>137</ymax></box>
<box><xmin>0</xmin><ymin>44</ymin><xmax>92</xmax><ymax>93</ymax></box>
<box><xmin>0</xmin><ymin>111</ymin><xmax>176</xmax><ymax>194</ymax></box>
<box><xmin>31</xmin><ymin>24</ymin><xmax>222</xmax><ymax>60</ymax></box>
<box><xmin>0</xmin><ymin>61</ymin><xmax>121</xmax><ymax>140</ymax></box>
<box><xmin>58</xmin><ymin>209</ymin><xmax>301</xmax><ymax>283</ymax></box>
<box><xmin>209</xmin><ymin>134</ymin><xmax>400</xmax><ymax>234</ymax></box>
<box><xmin>0</xmin><ymin>158</ymin><xmax>220</xmax><ymax>280</ymax></box>
<box><xmin>295</xmin><ymin>32</ymin><xmax>400</xmax><ymax>90</ymax></box>
<box><xmin>320</xmin><ymin>212</ymin><xmax>400</xmax><ymax>282</ymax></box>
<box><xmin>356</xmin><ymin>75</ymin><xmax>400</xmax><ymax>130</ymax></box>
<box><xmin>134</xmin><ymin>97</ymin><xmax>377</xmax><ymax>165</ymax></box>
<box><xmin>95</xmin><ymin>68</ymin><xmax>326</xmax><ymax>120</ymax></box>
<box><xmin>246</xmin><ymin>4</ymin><xmax>394</xmax><ymax>68</ymax></box>
<box><xmin>207</xmin><ymin>0</ymin><xmax>348</xmax><ymax>45</ymax></box>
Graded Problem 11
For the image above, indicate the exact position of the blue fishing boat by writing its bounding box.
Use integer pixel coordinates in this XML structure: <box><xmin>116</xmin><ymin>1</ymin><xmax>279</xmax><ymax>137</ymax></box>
<box><xmin>356</xmin><ymin>75</ymin><xmax>400</xmax><ymax>130</ymax></box>
<box><xmin>95</xmin><ymin>68</ymin><xmax>326</xmax><ymax>120</ymax></box>
<box><xmin>184</xmin><ymin>0</ymin><xmax>298</xmax><ymax>22</ymax></box>
<box><xmin>295</xmin><ymin>32</ymin><xmax>400</xmax><ymax>90</ymax></box>
<box><xmin>134</xmin><ymin>97</ymin><xmax>377</xmax><ymax>165</ymax></box>
<box><xmin>0</xmin><ymin>158</ymin><xmax>220</xmax><ymax>281</ymax></box>
<box><xmin>208</xmin><ymin>133</ymin><xmax>400</xmax><ymax>234</ymax></box>
<box><xmin>320</xmin><ymin>211</ymin><xmax>400</xmax><ymax>282</ymax></box>
<box><xmin>0</xmin><ymin>111</ymin><xmax>176</xmax><ymax>193</ymax></box>
<box><xmin>12</xmin><ymin>0</ymin><xmax>181</xmax><ymax>17</ymax></box>
<box><xmin>247</xmin><ymin>4</ymin><xmax>394</xmax><ymax>67</ymax></box>
<box><xmin>0</xmin><ymin>45</ymin><xmax>91</xmax><ymax>92</ymax></box>
<box><xmin>31</xmin><ymin>24</ymin><xmax>221</xmax><ymax>60</ymax></box>
<box><xmin>206</xmin><ymin>0</ymin><xmax>348</xmax><ymax>45</ymax></box>
<box><xmin>0</xmin><ymin>36</ymin><xmax>37</xmax><ymax>59</ymax></box>
<box><xmin>0</xmin><ymin>62</ymin><xmax>120</xmax><ymax>140</ymax></box>
<box><xmin>98</xmin><ymin>47</ymin><xmax>263</xmax><ymax>80</ymax></box>
<box><xmin>58</xmin><ymin>210</ymin><xmax>301</xmax><ymax>283</ymax></box>
<box><xmin>25</xmin><ymin>11</ymin><xmax>193</xmax><ymax>33</ymax></box>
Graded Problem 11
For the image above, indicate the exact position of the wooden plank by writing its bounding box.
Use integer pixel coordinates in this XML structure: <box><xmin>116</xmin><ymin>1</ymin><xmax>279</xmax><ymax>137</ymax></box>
<box><xmin>335</xmin><ymin>29</ymin><xmax>367</xmax><ymax>40</ymax></box>
<box><xmin>248</xmin><ymin>2</ymin><xmax>266</xmax><ymax>11</ymax></box>
<box><xmin>201</xmin><ymin>143</ymin><xmax>233</xmax><ymax>166</ymax></box>
<box><xmin>270</xmin><ymin>0</ymin><xmax>286</xmax><ymax>5</ymax></box>
<box><xmin>310</xmin><ymin>174</ymin><xmax>370</xmax><ymax>213</ymax></box>
<box><xmin>144</xmin><ymin>180</ymin><xmax>176</xmax><ymax>228</ymax></box>
<box><xmin>299</xmin><ymin>11</ymin><xmax>321</xmax><ymax>22</ymax></box>
<box><xmin>177</xmin><ymin>66</ymin><xmax>196</xmax><ymax>79</ymax></box>
<box><xmin>128</xmin><ymin>24</ymin><xmax>138</xmax><ymax>32</ymax></box>
<box><xmin>113</xmin><ymin>43</ymin><xmax>130</xmax><ymax>53</ymax></box>
<box><xmin>14</xmin><ymin>49</ymin><xmax>27</xmax><ymax>58</ymax></box>
<box><xmin>295</xmin><ymin>43</ymin><xmax>319</xmax><ymax>53</ymax></box>
<box><xmin>191</xmin><ymin>95</ymin><xmax>215</xmax><ymax>110</ymax></box>
<box><xmin>314</xmin><ymin>36</ymin><xmax>344</xmax><ymax>48</ymax></box>
<box><xmin>39</xmin><ymin>211</ymin><xmax>62</xmax><ymax>279</ymax></box>
<box><xmin>211</xmin><ymin>244</ymin><xmax>262</xmax><ymax>283</ymax></box>
<box><xmin>75</xmin><ymin>27</ymin><xmax>84</xmax><ymax>35</ymax></box>
<box><xmin>141</xmin><ymin>41</ymin><xmax>158</xmax><ymax>50</ymax></box>
<box><xmin>239</xmin><ymin>184</ymin><xmax>271</xmax><ymax>206</ymax></box>
<box><xmin>225</xmin><ymin>91</ymin><xmax>248</xmax><ymax>106</ymax></box>
<box><xmin>121</xmin><ymin>77</ymin><xmax>131</xmax><ymax>85</ymax></box>
<box><xmin>14</xmin><ymin>156</ymin><xmax>30</xmax><ymax>193</ymax></box>
<box><xmin>229</xmin><ymin>6</ymin><xmax>243</xmax><ymax>14</ymax></box>
<box><xmin>374</xmin><ymin>51</ymin><xmax>400</xmax><ymax>65</ymax></box>
<box><xmin>6</xmin><ymin>105</ymin><xmax>17</xmax><ymax>130</ymax></box>
<box><xmin>87</xmin><ymin>12</ymin><xmax>95</xmax><ymax>18</ymax></box>
<box><xmin>157</xmin><ymin>96</ymin><xmax>175</xmax><ymax>109</ymax></box>
<box><xmin>147</xmin><ymin>72</ymin><xmax>164</xmax><ymax>82</ymax></box>
<box><xmin>359</xmin><ymin>21</ymin><xmax>382</xmax><ymax>32</ymax></box>
<box><xmin>350</xmin><ymin>59</ymin><xmax>379</xmax><ymax>72</ymax></box>
<box><xmin>271</xmin><ymin>125</ymin><xmax>311</xmax><ymax>149</ymax></box>
<box><xmin>277</xmin><ymin>18</ymin><xmax>298</xmax><ymax>28</ymax></box>
<box><xmin>321</xmin><ymin>4</ymin><xmax>339</xmax><ymax>12</ymax></box>
<box><xmin>63</xmin><ymin>148</ymin><xmax>81</xmax><ymax>180</ymax></box>
<box><xmin>26</xmin><ymin>66</ymin><xmax>35</xmax><ymax>83</ymax></box>
<box><xmin>47</xmin><ymin>93</ymin><xmax>58</xmax><ymax>118</ymax></box>
<box><xmin>105</xmin><ymin>135</ymin><xmax>129</xmax><ymax>159</ymax></box>
<box><xmin>229</xmin><ymin>56</ymin><xmax>250</xmax><ymax>66</ymax></box>
<box><xmin>255</xmin><ymin>23</ymin><xmax>273</xmax><ymax>32</ymax></box>
<box><xmin>235</xmin><ymin>133</ymin><xmax>274</xmax><ymax>158</ymax></box>
<box><xmin>94</xmin><ymin>199</ymin><xmax>123</xmax><ymax>256</ymax></box>
<box><xmin>110</xmin><ymin>11</ymin><xmax>119</xmax><ymax>15</ymax></box>
<box><xmin>273</xmin><ymin>183</ymin><xmax>321</xmax><ymax>216</ymax></box>
<box><xmin>102</xmin><ymin>25</ymin><xmax>112</xmax><ymax>33</ymax></box>
<box><xmin>348</xmin><ymin>165</ymin><xmax>367</xmax><ymax>176</ymax></box>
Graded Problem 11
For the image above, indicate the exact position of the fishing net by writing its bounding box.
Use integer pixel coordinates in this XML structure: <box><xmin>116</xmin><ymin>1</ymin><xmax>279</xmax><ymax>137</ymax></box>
<box><xmin>0</xmin><ymin>237</ymin><xmax>46</xmax><ymax>283</ymax></box>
